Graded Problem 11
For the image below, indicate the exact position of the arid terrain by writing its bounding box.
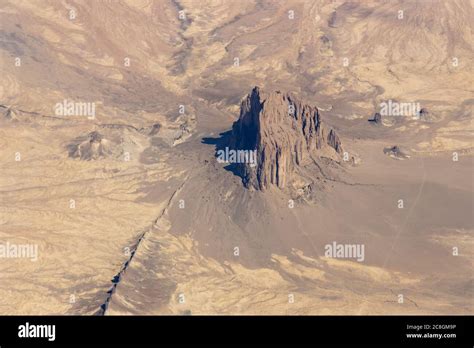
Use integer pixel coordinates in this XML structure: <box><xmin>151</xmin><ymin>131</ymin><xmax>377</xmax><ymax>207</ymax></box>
<box><xmin>0</xmin><ymin>0</ymin><xmax>472</xmax><ymax>315</ymax></box>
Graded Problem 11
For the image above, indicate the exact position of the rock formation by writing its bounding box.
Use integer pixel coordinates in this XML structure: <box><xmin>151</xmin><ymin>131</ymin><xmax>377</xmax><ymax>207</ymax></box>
<box><xmin>71</xmin><ymin>131</ymin><xmax>112</xmax><ymax>160</ymax></box>
<box><xmin>227</xmin><ymin>87</ymin><xmax>344</xmax><ymax>191</ymax></box>
<box><xmin>368</xmin><ymin>112</ymin><xmax>382</xmax><ymax>124</ymax></box>
<box><xmin>418</xmin><ymin>108</ymin><xmax>429</xmax><ymax>120</ymax></box>
<box><xmin>149</xmin><ymin>123</ymin><xmax>161</xmax><ymax>136</ymax></box>
<box><xmin>0</xmin><ymin>105</ymin><xmax>18</xmax><ymax>121</ymax></box>
<box><xmin>383</xmin><ymin>145</ymin><xmax>410</xmax><ymax>160</ymax></box>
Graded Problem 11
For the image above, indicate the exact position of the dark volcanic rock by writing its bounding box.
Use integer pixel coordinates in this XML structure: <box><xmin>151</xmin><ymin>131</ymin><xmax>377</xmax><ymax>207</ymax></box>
<box><xmin>149</xmin><ymin>123</ymin><xmax>161</xmax><ymax>136</ymax></box>
<box><xmin>228</xmin><ymin>86</ymin><xmax>344</xmax><ymax>191</ymax></box>
<box><xmin>368</xmin><ymin>112</ymin><xmax>382</xmax><ymax>124</ymax></box>
<box><xmin>418</xmin><ymin>108</ymin><xmax>429</xmax><ymax>120</ymax></box>
<box><xmin>327</xmin><ymin>129</ymin><xmax>343</xmax><ymax>154</ymax></box>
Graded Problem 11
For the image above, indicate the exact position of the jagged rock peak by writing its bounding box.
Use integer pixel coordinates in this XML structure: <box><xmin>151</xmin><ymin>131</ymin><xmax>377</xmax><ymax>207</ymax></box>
<box><xmin>228</xmin><ymin>86</ymin><xmax>343</xmax><ymax>191</ymax></box>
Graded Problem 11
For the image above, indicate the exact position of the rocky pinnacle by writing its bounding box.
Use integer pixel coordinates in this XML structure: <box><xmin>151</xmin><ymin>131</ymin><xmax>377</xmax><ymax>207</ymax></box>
<box><xmin>228</xmin><ymin>86</ymin><xmax>343</xmax><ymax>191</ymax></box>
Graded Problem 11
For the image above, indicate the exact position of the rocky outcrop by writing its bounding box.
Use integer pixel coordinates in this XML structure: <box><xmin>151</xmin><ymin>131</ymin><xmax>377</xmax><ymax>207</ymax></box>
<box><xmin>368</xmin><ymin>112</ymin><xmax>382</xmax><ymax>124</ymax></box>
<box><xmin>149</xmin><ymin>123</ymin><xmax>161</xmax><ymax>136</ymax></box>
<box><xmin>383</xmin><ymin>145</ymin><xmax>410</xmax><ymax>160</ymax></box>
<box><xmin>327</xmin><ymin>129</ymin><xmax>342</xmax><ymax>153</ymax></box>
<box><xmin>70</xmin><ymin>131</ymin><xmax>112</xmax><ymax>160</ymax></box>
<box><xmin>418</xmin><ymin>108</ymin><xmax>429</xmax><ymax>120</ymax></box>
<box><xmin>227</xmin><ymin>87</ymin><xmax>344</xmax><ymax>191</ymax></box>
<box><xmin>0</xmin><ymin>105</ymin><xmax>18</xmax><ymax>121</ymax></box>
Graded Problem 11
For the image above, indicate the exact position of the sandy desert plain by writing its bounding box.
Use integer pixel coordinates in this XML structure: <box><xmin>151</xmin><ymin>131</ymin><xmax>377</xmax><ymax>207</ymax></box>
<box><xmin>0</xmin><ymin>0</ymin><xmax>473</xmax><ymax>315</ymax></box>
